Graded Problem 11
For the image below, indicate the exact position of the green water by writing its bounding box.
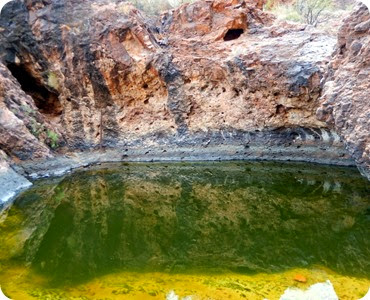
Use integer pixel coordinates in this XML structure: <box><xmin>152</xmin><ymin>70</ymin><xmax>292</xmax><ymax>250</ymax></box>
<box><xmin>0</xmin><ymin>161</ymin><xmax>369</xmax><ymax>299</ymax></box>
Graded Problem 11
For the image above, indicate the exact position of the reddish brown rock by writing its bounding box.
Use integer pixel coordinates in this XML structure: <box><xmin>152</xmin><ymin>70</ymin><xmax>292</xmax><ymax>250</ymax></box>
<box><xmin>0</xmin><ymin>0</ymin><xmax>357</xmax><ymax>176</ymax></box>
<box><xmin>161</xmin><ymin>0</ymin><xmax>273</xmax><ymax>40</ymax></box>
<box><xmin>318</xmin><ymin>3</ymin><xmax>370</xmax><ymax>179</ymax></box>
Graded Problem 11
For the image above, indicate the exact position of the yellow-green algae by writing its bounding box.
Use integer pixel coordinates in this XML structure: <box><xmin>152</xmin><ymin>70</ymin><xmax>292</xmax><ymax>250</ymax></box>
<box><xmin>0</xmin><ymin>161</ymin><xmax>369</xmax><ymax>299</ymax></box>
<box><xmin>0</xmin><ymin>266</ymin><xmax>369</xmax><ymax>299</ymax></box>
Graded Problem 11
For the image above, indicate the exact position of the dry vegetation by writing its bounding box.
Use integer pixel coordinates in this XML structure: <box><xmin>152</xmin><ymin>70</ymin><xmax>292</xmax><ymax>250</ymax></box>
<box><xmin>127</xmin><ymin>0</ymin><xmax>356</xmax><ymax>34</ymax></box>
<box><xmin>127</xmin><ymin>0</ymin><xmax>196</xmax><ymax>15</ymax></box>
<box><xmin>266</xmin><ymin>0</ymin><xmax>355</xmax><ymax>34</ymax></box>
<box><xmin>126</xmin><ymin>0</ymin><xmax>355</xmax><ymax>27</ymax></box>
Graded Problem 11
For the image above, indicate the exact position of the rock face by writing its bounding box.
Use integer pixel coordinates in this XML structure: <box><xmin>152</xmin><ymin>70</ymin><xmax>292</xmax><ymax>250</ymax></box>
<box><xmin>0</xmin><ymin>62</ymin><xmax>53</xmax><ymax>160</ymax></box>
<box><xmin>318</xmin><ymin>3</ymin><xmax>370</xmax><ymax>180</ymax></box>
<box><xmin>0</xmin><ymin>0</ymin><xmax>365</xmax><ymax>177</ymax></box>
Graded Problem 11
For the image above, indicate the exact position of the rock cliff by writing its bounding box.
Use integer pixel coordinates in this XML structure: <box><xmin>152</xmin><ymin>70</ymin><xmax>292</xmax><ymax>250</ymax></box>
<box><xmin>0</xmin><ymin>0</ymin><xmax>368</xmax><ymax>181</ymax></box>
<box><xmin>318</xmin><ymin>2</ymin><xmax>370</xmax><ymax>180</ymax></box>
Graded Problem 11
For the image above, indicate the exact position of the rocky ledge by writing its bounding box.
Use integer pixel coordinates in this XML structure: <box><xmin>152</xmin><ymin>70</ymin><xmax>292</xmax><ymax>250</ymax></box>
<box><xmin>0</xmin><ymin>0</ymin><xmax>369</xmax><ymax>201</ymax></box>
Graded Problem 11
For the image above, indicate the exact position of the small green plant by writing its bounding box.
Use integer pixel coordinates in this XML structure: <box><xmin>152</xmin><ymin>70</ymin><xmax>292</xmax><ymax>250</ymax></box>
<box><xmin>46</xmin><ymin>129</ymin><xmax>59</xmax><ymax>149</ymax></box>
<box><xmin>21</xmin><ymin>104</ymin><xmax>36</xmax><ymax>116</ymax></box>
<box><xmin>30</xmin><ymin>119</ymin><xmax>45</xmax><ymax>138</ymax></box>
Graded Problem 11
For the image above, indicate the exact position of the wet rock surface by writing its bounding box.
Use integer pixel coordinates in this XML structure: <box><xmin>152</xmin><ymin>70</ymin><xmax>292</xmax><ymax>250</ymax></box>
<box><xmin>318</xmin><ymin>3</ymin><xmax>370</xmax><ymax>180</ymax></box>
<box><xmin>0</xmin><ymin>150</ymin><xmax>31</xmax><ymax>204</ymax></box>
<box><xmin>0</xmin><ymin>0</ymin><xmax>367</xmax><ymax>183</ymax></box>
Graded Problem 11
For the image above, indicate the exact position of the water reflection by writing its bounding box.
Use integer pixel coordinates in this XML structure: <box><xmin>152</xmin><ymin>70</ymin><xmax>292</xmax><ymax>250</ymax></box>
<box><xmin>1</xmin><ymin>161</ymin><xmax>369</xmax><ymax>286</ymax></box>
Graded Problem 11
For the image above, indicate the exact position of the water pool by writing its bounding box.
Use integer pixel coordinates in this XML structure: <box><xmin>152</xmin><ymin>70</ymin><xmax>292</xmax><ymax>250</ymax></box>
<box><xmin>0</xmin><ymin>161</ymin><xmax>369</xmax><ymax>299</ymax></box>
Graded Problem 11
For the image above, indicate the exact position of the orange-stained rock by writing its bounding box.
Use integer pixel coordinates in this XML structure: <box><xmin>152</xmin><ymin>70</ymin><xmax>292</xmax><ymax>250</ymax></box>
<box><xmin>294</xmin><ymin>274</ymin><xmax>307</xmax><ymax>283</ymax></box>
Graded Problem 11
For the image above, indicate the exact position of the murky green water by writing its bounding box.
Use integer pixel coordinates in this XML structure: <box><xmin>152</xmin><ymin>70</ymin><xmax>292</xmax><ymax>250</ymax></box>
<box><xmin>0</xmin><ymin>161</ymin><xmax>369</xmax><ymax>299</ymax></box>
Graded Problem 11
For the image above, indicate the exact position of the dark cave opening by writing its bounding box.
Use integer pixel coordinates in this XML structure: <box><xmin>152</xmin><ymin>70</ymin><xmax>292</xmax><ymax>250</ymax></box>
<box><xmin>223</xmin><ymin>28</ymin><xmax>244</xmax><ymax>41</ymax></box>
<box><xmin>7</xmin><ymin>63</ymin><xmax>62</xmax><ymax>116</ymax></box>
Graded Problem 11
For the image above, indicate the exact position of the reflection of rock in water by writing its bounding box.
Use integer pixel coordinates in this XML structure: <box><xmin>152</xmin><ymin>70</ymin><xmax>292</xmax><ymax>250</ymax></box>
<box><xmin>2</xmin><ymin>162</ymin><xmax>369</xmax><ymax>285</ymax></box>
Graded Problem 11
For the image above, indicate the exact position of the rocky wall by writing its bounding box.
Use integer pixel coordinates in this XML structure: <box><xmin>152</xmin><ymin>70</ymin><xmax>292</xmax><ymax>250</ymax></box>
<box><xmin>0</xmin><ymin>0</ymin><xmax>367</xmax><ymax>181</ymax></box>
